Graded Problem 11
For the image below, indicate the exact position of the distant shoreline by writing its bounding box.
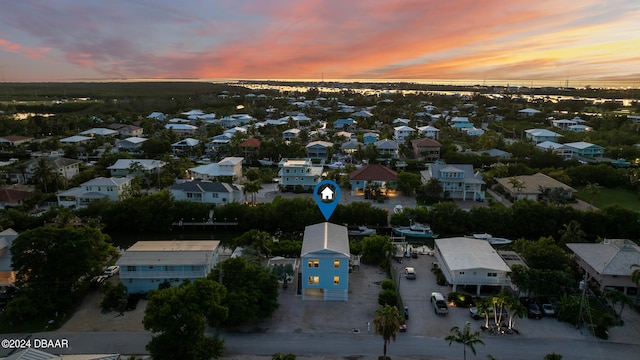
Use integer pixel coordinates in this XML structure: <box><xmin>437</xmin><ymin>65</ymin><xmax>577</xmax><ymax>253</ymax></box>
<box><xmin>2</xmin><ymin>77</ymin><xmax>639</xmax><ymax>90</ymax></box>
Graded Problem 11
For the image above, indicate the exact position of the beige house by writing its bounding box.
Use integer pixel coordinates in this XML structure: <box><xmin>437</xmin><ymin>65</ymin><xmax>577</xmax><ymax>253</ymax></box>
<box><xmin>495</xmin><ymin>172</ymin><xmax>575</xmax><ymax>201</ymax></box>
<box><xmin>567</xmin><ymin>239</ymin><xmax>640</xmax><ymax>296</ymax></box>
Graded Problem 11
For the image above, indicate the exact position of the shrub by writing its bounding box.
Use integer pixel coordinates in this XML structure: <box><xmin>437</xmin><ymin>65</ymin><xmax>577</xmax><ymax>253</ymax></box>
<box><xmin>381</xmin><ymin>279</ymin><xmax>395</xmax><ymax>291</ymax></box>
<box><xmin>378</xmin><ymin>288</ymin><xmax>398</xmax><ymax>307</ymax></box>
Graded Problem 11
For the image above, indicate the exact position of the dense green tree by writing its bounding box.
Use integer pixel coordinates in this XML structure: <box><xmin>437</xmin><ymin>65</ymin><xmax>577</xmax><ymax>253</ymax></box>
<box><xmin>360</xmin><ymin>235</ymin><xmax>394</xmax><ymax>267</ymax></box>
<box><xmin>395</xmin><ymin>171</ymin><xmax>422</xmax><ymax>196</ymax></box>
<box><xmin>445</xmin><ymin>321</ymin><xmax>485</xmax><ymax>360</ymax></box>
<box><xmin>373</xmin><ymin>304</ymin><xmax>403</xmax><ymax>359</ymax></box>
<box><xmin>232</xmin><ymin>229</ymin><xmax>273</xmax><ymax>258</ymax></box>
<box><xmin>143</xmin><ymin>279</ymin><xmax>228</xmax><ymax>360</ymax></box>
<box><xmin>9</xmin><ymin>225</ymin><xmax>115</xmax><ymax>321</ymax></box>
<box><xmin>209</xmin><ymin>257</ymin><xmax>279</xmax><ymax>326</ymax></box>
<box><xmin>513</xmin><ymin>237</ymin><xmax>569</xmax><ymax>271</ymax></box>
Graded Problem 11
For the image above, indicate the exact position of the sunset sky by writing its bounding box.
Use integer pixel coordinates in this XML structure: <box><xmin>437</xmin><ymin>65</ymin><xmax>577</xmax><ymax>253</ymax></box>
<box><xmin>1</xmin><ymin>0</ymin><xmax>639</xmax><ymax>84</ymax></box>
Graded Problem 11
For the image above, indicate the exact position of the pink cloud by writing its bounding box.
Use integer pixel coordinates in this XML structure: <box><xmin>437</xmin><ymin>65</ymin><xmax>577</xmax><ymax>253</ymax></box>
<box><xmin>0</xmin><ymin>38</ymin><xmax>50</xmax><ymax>58</ymax></box>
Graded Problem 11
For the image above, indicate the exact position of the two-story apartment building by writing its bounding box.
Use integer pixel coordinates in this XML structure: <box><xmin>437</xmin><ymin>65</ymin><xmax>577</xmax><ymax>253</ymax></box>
<box><xmin>116</xmin><ymin>240</ymin><xmax>220</xmax><ymax>294</ymax></box>
<box><xmin>420</xmin><ymin>162</ymin><xmax>485</xmax><ymax>201</ymax></box>
<box><xmin>306</xmin><ymin>141</ymin><xmax>334</xmax><ymax>161</ymax></box>
<box><xmin>301</xmin><ymin>222</ymin><xmax>350</xmax><ymax>301</ymax></box>
<box><xmin>417</xmin><ymin>125</ymin><xmax>440</xmax><ymax>140</ymax></box>
<box><xmin>189</xmin><ymin>157</ymin><xmax>244</xmax><ymax>182</ymax></box>
<box><xmin>56</xmin><ymin>177</ymin><xmax>131</xmax><ymax>208</ymax></box>
<box><xmin>278</xmin><ymin>158</ymin><xmax>323</xmax><ymax>191</ymax></box>
<box><xmin>169</xmin><ymin>181</ymin><xmax>243</xmax><ymax>204</ymax></box>
<box><xmin>524</xmin><ymin>129</ymin><xmax>563</xmax><ymax>144</ymax></box>
<box><xmin>117</xmin><ymin>137</ymin><xmax>147</xmax><ymax>152</ymax></box>
<box><xmin>410</xmin><ymin>138</ymin><xmax>441</xmax><ymax>161</ymax></box>
<box><xmin>15</xmin><ymin>157</ymin><xmax>82</xmax><ymax>185</ymax></box>
<box><xmin>393</xmin><ymin>126</ymin><xmax>415</xmax><ymax>144</ymax></box>
<box><xmin>374</xmin><ymin>139</ymin><xmax>399</xmax><ymax>159</ymax></box>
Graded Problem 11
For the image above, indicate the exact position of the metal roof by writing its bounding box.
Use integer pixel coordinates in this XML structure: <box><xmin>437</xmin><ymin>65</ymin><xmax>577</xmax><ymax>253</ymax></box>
<box><xmin>117</xmin><ymin>240</ymin><xmax>220</xmax><ymax>266</ymax></box>
<box><xmin>301</xmin><ymin>222</ymin><xmax>350</xmax><ymax>258</ymax></box>
<box><xmin>435</xmin><ymin>237</ymin><xmax>511</xmax><ymax>272</ymax></box>
<box><xmin>567</xmin><ymin>240</ymin><xmax>640</xmax><ymax>275</ymax></box>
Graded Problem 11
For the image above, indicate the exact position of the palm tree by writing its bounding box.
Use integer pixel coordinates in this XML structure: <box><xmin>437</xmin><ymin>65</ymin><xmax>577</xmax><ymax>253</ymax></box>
<box><xmin>475</xmin><ymin>297</ymin><xmax>493</xmax><ymax>328</ymax></box>
<box><xmin>507</xmin><ymin>300</ymin><xmax>527</xmax><ymax>329</ymax></box>
<box><xmin>507</xmin><ymin>176</ymin><xmax>525</xmax><ymax>200</ymax></box>
<box><xmin>33</xmin><ymin>157</ymin><xmax>55</xmax><ymax>193</ymax></box>
<box><xmin>558</xmin><ymin>220</ymin><xmax>587</xmax><ymax>247</ymax></box>
<box><xmin>423</xmin><ymin>177</ymin><xmax>443</xmax><ymax>199</ymax></box>
<box><xmin>373</xmin><ymin>304</ymin><xmax>403</xmax><ymax>359</ymax></box>
<box><xmin>445</xmin><ymin>321</ymin><xmax>485</xmax><ymax>360</ymax></box>
<box><xmin>242</xmin><ymin>180</ymin><xmax>263</xmax><ymax>205</ymax></box>
<box><xmin>631</xmin><ymin>264</ymin><xmax>640</xmax><ymax>306</ymax></box>
<box><xmin>604</xmin><ymin>289</ymin><xmax>633</xmax><ymax>319</ymax></box>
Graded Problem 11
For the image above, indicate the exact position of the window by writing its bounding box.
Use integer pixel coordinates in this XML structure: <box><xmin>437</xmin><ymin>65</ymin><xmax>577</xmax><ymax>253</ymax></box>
<box><xmin>334</xmin><ymin>276</ymin><xmax>340</xmax><ymax>285</ymax></box>
<box><xmin>459</xmin><ymin>271</ymin><xmax>465</xmax><ymax>275</ymax></box>
<box><xmin>286</xmin><ymin>169</ymin><xmax>290</xmax><ymax>174</ymax></box>
<box><xmin>149</xmin><ymin>266</ymin><xmax>154</xmax><ymax>269</ymax></box>
<box><xmin>334</xmin><ymin>259</ymin><xmax>340</xmax><ymax>268</ymax></box>
<box><xmin>487</xmin><ymin>272</ymin><xmax>497</xmax><ymax>277</ymax></box>
<box><xmin>308</xmin><ymin>259</ymin><xmax>319</xmax><ymax>268</ymax></box>
<box><xmin>308</xmin><ymin>276</ymin><xmax>319</xmax><ymax>285</ymax></box>
<box><xmin>165</xmin><ymin>266</ymin><xmax>174</xmax><ymax>271</ymax></box>
<box><xmin>127</xmin><ymin>266</ymin><xmax>136</xmax><ymax>272</ymax></box>
<box><xmin>212</xmin><ymin>193</ymin><xmax>219</xmax><ymax>198</ymax></box>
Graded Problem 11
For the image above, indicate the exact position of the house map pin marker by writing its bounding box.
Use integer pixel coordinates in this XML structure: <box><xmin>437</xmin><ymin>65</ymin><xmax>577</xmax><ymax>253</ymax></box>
<box><xmin>313</xmin><ymin>180</ymin><xmax>341</xmax><ymax>221</ymax></box>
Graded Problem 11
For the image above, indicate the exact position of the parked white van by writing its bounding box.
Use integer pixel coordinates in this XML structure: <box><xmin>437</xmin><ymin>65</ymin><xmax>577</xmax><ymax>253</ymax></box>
<box><xmin>430</xmin><ymin>292</ymin><xmax>448</xmax><ymax>315</ymax></box>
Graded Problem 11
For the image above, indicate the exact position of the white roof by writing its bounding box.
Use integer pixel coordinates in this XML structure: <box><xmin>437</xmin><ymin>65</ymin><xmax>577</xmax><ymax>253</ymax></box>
<box><xmin>172</xmin><ymin>138</ymin><xmax>200</xmax><ymax>147</ymax></box>
<box><xmin>121</xmin><ymin>136</ymin><xmax>147</xmax><ymax>144</ymax></box>
<box><xmin>107</xmin><ymin>159</ymin><xmax>164</xmax><ymax>171</ymax></box>
<box><xmin>435</xmin><ymin>237</ymin><xmax>511</xmax><ymax>272</ymax></box>
<box><xmin>306</xmin><ymin>141</ymin><xmax>334</xmax><ymax>148</ymax></box>
<box><xmin>60</xmin><ymin>135</ymin><xmax>93</xmax><ymax>143</ymax></box>
<box><xmin>301</xmin><ymin>222</ymin><xmax>350</xmax><ymax>257</ymax></box>
<box><xmin>563</xmin><ymin>141</ymin><xmax>601</xmax><ymax>150</ymax></box>
<box><xmin>567</xmin><ymin>240</ymin><xmax>640</xmax><ymax>276</ymax></box>
<box><xmin>218</xmin><ymin>156</ymin><xmax>244</xmax><ymax>166</ymax></box>
<box><xmin>81</xmin><ymin>177</ymin><xmax>130</xmax><ymax>187</ymax></box>
<box><xmin>525</xmin><ymin>128</ymin><xmax>562</xmax><ymax>137</ymax></box>
<box><xmin>117</xmin><ymin>240</ymin><xmax>219</xmax><ymax>266</ymax></box>
<box><xmin>79</xmin><ymin>128</ymin><xmax>118</xmax><ymax>136</ymax></box>
<box><xmin>536</xmin><ymin>141</ymin><xmax>564</xmax><ymax>150</ymax></box>
<box><xmin>394</xmin><ymin>125</ymin><xmax>415</xmax><ymax>131</ymax></box>
<box><xmin>519</xmin><ymin>108</ymin><xmax>541</xmax><ymax>114</ymax></box>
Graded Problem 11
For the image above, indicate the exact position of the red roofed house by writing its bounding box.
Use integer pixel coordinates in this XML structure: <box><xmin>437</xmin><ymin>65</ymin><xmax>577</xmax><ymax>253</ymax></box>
<box><xmin>0</xmin><ymin>187</ymin><xmax>35</xmax><ymax>209</ymax></box>
<box><xmin>240</xmin><ymin>137</ymin><xmax>261</xmax><ymax>162</ymax></box>
<box><xmin>349</xmin><ymin>164</ymin><xmax>397</xmax><ymax>196</ymax></box>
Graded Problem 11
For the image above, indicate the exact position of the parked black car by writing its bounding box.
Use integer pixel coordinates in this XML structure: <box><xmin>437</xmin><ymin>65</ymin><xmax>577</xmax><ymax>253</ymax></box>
<box><xmin>527</xmin><ymin>303</ymin><xmax>543</xmax><ymax>319</ymax></box>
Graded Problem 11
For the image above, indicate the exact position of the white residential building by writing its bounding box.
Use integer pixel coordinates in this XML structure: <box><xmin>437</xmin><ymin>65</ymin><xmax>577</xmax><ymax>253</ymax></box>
<box><xmin>434</xmin><ymin>237</ymin><xmax>512</xmax><ymax>295</ymax></box>
<box><xmin>278</xmin><ymin>158</ymin><xmax>323</xmax><ymax>191</ymax></box>
<box><xmin>116</xmin><ymin>240</ymin><xmax>220</xmax><ymax>294</ymax></box>
<box><xmin>189</xmin><ymin>157</ymin><xmax>244</xmax><ymax>182</ymax></box>
<box><xmin>56</xmin><ymin>177</ymin><xmax>131</xmax><ymax>208</ymax></box>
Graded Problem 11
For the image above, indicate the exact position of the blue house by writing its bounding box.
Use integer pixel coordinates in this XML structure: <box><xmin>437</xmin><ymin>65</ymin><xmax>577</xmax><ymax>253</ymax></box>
<box><xmin>334</xmin><ymin>118</ymin><xmax>357</xmax><ymax>131</ymax></box>
<box><xmin>116</xmin><ymin>240</ymin><xmax>220</xmax><ymax>294</ymax></box>
<box><xmin>301</xmin><ymin>222</ymin><xmax>350</xmax><ymax>301</ymax></box>
<box><xmin>363</xmin><ymin>132</ymin><xmax>379</xmax><ymax>145</ymax></box>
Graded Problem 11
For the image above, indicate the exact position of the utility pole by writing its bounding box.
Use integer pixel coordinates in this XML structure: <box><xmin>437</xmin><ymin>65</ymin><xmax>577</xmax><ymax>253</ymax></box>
<box><xmin>577</xmin><ymin>270</ymin><xmax>589</xmax><ymax>328</ymax></box>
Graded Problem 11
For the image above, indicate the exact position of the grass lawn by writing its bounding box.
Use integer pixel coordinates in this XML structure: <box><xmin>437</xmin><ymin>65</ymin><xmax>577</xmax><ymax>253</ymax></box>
<box><xmin>575</xmin><ymin>187</ymin><xmax>640</xmax><ymax>211</ymax></box>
